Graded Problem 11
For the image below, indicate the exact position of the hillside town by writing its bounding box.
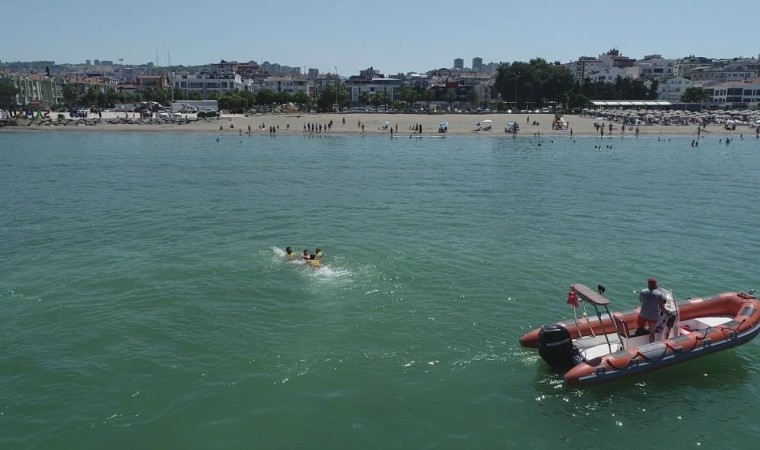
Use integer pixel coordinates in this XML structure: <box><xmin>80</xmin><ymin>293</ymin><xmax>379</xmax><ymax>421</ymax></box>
<box><xmin>1</xmin><ymin>49</ymin><xmax>760</xmax><ymax>116</ymax></box>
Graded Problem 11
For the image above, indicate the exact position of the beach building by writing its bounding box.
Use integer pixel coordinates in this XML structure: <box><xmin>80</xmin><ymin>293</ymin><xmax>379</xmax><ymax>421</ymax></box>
<box><xmin>344</xmin><ymin>67</ymin><xmax>402</xmax><ymax>106</ymax></box>
<box><xmin>137</xmin><ymin>75</ymin><xmax>169</xmax><ymax>90</ymax></box>
<box><xmin>689</xmin><ymin>64</ymin><xmax>756</xmax><ymax>83</ymax></box>
<box><xmin>597</xmin><ymin>49</ymin><xmax>637</xmax><ymax>69</ymax></box>
<box><xmin>566</xmin><ymin>49</ymin><xmax>638</xmax><ymax>82</ymax></box>
<box><xmin>703</xmin><ymin>78</ymin><xmax>760</xmax><ymax>108</ymax></box>
<box><xmin>564</xmin><ymin>57</ymin><xmax>605</xmax><ymax>82</ymax></box>
<box><xmin>674</xmin><ymin>56</ymin><xmax>713</xmax><ymax>78</ymax></box>
<box><xmin>1</xmin><ymin>73</ymin><xmax>64</xmax><ymax>107</ymax></box>
<box><xmin>256</xmin><ymin>76</ymin><xmax>312</xmax><ymax>96</ymax></box>
<box><xmin>472</xmin><ymin>57</ymin><xmax>483</xmax><ymax>72</ymax></box>
<box><xmin>345</xmin><ymin>77</ymin><xmax>402</xmax><ymax>106</ymax></box>
<box><xmin>635</xmin><ymin>54</ymin><xmax>675</xmax><ymax>80</ymax></box>
<box><xmin>259</xmin><ymin>61</ymin><xmax>302</xmax><ymax>77</ymax></box>
<box><xmin>307</xmin><ymin>73</ymin><xmax>340</xmax><ymax>103</ymax></box>
<box><xmin>587</xmin><ymin>66</ymin><xmax>639</xmax><ymax>84</ymax></box>
<box><xmin>172</xmin><ymin>71</ymin><xmax>244</xmax><ymax>99</ymax></box>
<box><xmin>657</xmin><ymin>76</ymin><xmax>700</xmax><ymax>102</ymax></box>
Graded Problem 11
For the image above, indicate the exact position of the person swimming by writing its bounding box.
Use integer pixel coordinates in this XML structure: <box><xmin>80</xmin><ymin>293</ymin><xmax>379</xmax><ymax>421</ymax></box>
<box><xmin>315</xmin><ymin>247</ymin><xmax>323</xmax><ymax>259</ymax></box>
<box><xmin>285</xmin><ymin>247</ymin><xmax>297</xmax><ymax>260</ymax></box>
<box><xmin>307</xmin><ymin>253</ymin><xmax>321</xmax><ymax>268</ymax></box>
<box><xmin>301</xmin><ymin>249</ymin><xmax>311</xmax><ymax>261</ymax></box>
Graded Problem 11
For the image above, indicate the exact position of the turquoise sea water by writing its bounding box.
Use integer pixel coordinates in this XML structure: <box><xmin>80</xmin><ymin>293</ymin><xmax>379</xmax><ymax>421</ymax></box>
<box><xmin>2</xmin><ymin>131</ymin><xmax>760</xmax><ymax>449</ymax></box>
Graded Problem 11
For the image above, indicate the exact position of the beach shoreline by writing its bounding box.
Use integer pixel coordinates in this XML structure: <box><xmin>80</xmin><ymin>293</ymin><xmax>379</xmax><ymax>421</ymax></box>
<box><xmin>0</xmin><ymin>112</ymin><xmax>752</xmax><ymax>138</ymax></box>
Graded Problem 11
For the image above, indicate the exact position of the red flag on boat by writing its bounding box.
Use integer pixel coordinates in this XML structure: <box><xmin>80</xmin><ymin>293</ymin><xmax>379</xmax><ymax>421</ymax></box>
<box><xmin>567</xmin><ymin>290</ymin><xmax>579</xmax><ymax>308</ymax></box>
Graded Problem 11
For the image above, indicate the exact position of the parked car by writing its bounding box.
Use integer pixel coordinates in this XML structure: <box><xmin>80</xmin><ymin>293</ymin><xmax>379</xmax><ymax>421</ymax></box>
<box><xmin>197</xmin><ymin>109</ymin><xmax>218</xmax><ymax>118</ymax></box>
<box><xmin>69</xmin><ymin>108</ymin><xmax>88</xmax><ymax>118</ymax></box>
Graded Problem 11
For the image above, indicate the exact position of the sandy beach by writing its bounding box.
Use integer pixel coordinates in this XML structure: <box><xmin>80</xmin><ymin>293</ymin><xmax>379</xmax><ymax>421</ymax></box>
<box><xmin>2</xmin><ymin>111</ymin><xmax>754</xmax><ymax>138</ymax></box>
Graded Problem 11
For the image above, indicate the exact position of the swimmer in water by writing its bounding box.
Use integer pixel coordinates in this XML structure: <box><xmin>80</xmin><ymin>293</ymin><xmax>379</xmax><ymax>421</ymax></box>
<box><xmin>284</xmin><ymin>247</ymin><xmax>297</xmax><ymax>260</ymax></box>
<box><xmin>315</xmin><ymin>247</ymin><xmax>323</xmax><ymax>259</ymax></box>
<box><xmin>307</xmin><ymin>253</ymin><xmax>321</xmax><ymax>268</ymax></box>
<box><xmin>301</xmin><ymin>249</ymin><xmax>311</xmax><ymax>262</ymax></box>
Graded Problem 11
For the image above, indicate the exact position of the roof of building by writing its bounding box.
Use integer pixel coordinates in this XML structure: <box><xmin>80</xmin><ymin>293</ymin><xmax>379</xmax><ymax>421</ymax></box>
<box><xmin>591</xmin><ymin>100</ymin><xmax>672</xmax><ymax>106</ymax></box>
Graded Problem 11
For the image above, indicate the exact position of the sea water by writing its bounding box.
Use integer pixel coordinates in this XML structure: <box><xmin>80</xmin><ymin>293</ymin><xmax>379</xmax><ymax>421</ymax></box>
<box><xmin>1</xmin><ymin>131</ymin><xmax>759</xmax><ymax>449</ymax></box>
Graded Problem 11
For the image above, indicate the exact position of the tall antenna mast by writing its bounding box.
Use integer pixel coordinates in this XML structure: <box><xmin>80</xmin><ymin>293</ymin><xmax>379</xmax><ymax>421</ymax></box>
<box><xmin>168</xmin><ymin>50</ymin><xmax>174</xmax><ymax>103</ymax></box>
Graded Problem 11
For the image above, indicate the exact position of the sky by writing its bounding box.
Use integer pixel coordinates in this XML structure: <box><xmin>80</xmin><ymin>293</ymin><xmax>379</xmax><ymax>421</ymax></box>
<box><xmin>4</xmin><ymin>0</ymin><xmax>758</xmax><ymax>76</ymax></box>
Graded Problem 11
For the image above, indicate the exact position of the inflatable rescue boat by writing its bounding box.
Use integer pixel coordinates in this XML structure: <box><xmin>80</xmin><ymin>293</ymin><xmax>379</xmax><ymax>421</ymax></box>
<box><xmin>519</xmin><ymin>284</ymin><xmax>760</xmax><ymax>386</ymax></box>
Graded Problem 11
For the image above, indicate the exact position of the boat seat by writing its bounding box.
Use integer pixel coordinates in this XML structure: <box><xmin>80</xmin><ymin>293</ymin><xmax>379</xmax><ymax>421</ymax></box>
<box><xmin>575</xmin><ymin>334</ymin><xmax>622</xmax><ymax>360</ymax></box>
<box><xmin>613</xmin><ymin>313</ymin><xmax>631</xmax><ymax>338</ymax></box>
<box><xmin>680</xmin><ymin>316</ymin><xmax>733</xmax><ymax>332</ymax></box>
<box><xmin>694</xmin><ymin>316</ymin><xmax>733</xmax><ymax>328</ymax></box>
<box><xmin>613</xmin><ymin>313</ymin><xmax>630</xmax><ymax>349</ymax></box>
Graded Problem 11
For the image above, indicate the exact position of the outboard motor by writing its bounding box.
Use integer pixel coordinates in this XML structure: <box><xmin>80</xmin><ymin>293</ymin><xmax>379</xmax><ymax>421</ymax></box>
<box><xmin>538</xmin><ymin>323</ymin><xmax>576</xmax><ymax>370</ymax></box>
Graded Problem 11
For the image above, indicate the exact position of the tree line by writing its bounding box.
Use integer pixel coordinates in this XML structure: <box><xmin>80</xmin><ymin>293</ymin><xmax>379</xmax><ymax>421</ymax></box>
<box><xmin>493</xmin><ymin>58</ymin><xmax>664</xmax><ymax>111</ymax></box>
<box><xmin>1</xmin><ymin>69</ymin><xmax>714</xmax><ymax>113</ymax></box>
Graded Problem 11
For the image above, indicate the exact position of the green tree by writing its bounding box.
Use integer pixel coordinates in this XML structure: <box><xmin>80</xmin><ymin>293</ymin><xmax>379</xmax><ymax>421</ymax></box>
<box><xmin>494</xmin><ymin>59</ymin><xmax>572</xmax><ymax>108</ymax></box>
<box><xmin>446</xmin><ymin>90</ymin><xmax>456</xmax><ymax>109</ymax></box>
<box><xmin>467</xmin><ymin>88</ymin><xmax>478</xmax><ymax>109</ymax></box>
<box><xmin>317</xmin><ymin>85</ymin><xmax>338</xmax><ymax>112</ymax></box>
<box><xmin>647</xmin><ymin>78</ymin><xmax>659</xmax><ymax>100</ymax></box>
<box><xmin>681</xmin><ymin>86</ymin><xmax>710</xmax><ymax>103</ymax></box>
<box><xmin>400</xmin><ymin>86</ymin><xmax>418</xmax><ymax>106</ymax></box>
<box><xmin>0</xmin><ymin>78</ymin><xmax>19</xmax><ymax>108</ymax></box>
<box><xmin>358</xmin><ymin>91</ymin><xmax>370</xmax><ymax>107</ymax></box>
<box><xmin>336</xmin><ymin>84</ymin><xmax>348</xmax><ymax>111</ymax></box>
<box><xmin>219</xmin><ymin>92</ymin><xmax>248</xmax><ymax>113</ymax></box>
<box><xmin>373</xmin><ymin>91</ymin><xmax>389</xmax><ymax>108</ymax></box>
<box><xmin>82</xmin><ymin>86</ymin><xmax>99</xmax><ymax>107</ymax></box>
<box><xmin>566</xmin><ymin>82</ymin><xmax>589</xmax><ymax>111</ymax></box>
<box><xmin>62</xmin><ymin>83</ymin><xmax>80</xmax><ymax>105</ymax></box>
<box><xmin>424</xmin><ymin>89</ymin><xmax>435</xmax><ymax>112</ymax></box>
<box><xmin>292</xmin><ymin>91</ymin><xmax>312</xmax><ymax>111</ymax></box>
<box><xmin>256</xmin><ymin>88</ymin><xmax>275</xmax><ymax>107</ymax></box>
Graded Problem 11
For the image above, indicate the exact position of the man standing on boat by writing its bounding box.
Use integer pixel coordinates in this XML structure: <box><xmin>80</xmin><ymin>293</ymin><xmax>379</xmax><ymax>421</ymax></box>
<box><xmin>638</xmin><ymin>278</ymin><xmax>667</xmax><ymax>343</ymax></box>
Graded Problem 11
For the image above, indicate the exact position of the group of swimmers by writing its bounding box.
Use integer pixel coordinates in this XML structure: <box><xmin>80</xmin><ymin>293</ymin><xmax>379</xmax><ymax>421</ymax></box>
<box><xmin>284</xmin><ymin>246</ymin><xmax>324</xmax><ymax>268</ymax></box>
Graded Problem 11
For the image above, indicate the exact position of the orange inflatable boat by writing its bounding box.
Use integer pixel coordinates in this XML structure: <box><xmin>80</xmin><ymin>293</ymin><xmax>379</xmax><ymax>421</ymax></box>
<box><xmin>519</xmin><ymin>284</ymin><xmax>760</xmax><ymax>386</ymax></box>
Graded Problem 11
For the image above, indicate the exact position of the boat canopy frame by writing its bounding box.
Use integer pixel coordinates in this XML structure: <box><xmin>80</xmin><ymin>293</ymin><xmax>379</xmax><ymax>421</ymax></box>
<box><xmin>570</xmin><ymin>284</ymin><xmax>618</xmax><ymax>356</ymax></box>
<box><xmin>569</xmin><ymin>283</ymin><xmax>680</xmax><ymax>356</ymax></box>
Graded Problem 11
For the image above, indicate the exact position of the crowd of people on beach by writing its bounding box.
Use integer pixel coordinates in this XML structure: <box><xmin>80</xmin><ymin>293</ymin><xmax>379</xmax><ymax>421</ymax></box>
<box><xmin>303</xmin><ymin>120</ymin><xmax>333</xmax><ymax>133</ymax></box>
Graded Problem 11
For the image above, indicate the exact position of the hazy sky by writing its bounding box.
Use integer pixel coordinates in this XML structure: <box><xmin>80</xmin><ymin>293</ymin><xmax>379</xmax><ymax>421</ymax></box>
<box><xmin>5</xmin><ymin>0</ymin><xmax>757</xmax><ymax>75</ymax></box>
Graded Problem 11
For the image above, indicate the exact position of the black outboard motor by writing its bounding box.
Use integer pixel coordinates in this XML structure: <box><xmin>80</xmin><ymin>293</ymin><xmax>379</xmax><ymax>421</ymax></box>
<box><xmin>538</xmin><ymin>323</ymin><xmax>577</xmax><ymax>370</ymax></box>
